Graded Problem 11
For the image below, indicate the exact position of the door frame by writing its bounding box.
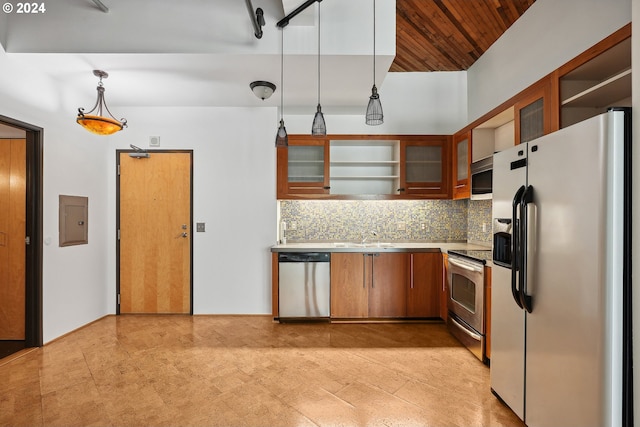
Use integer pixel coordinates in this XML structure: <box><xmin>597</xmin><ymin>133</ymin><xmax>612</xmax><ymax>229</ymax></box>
<box><xmin>0</xmin><ymin>115</ymin><xmax>44</xmax><ymax>348</ymax></box>
<box><xmin>115</xmin><ymin>149</ymin><xmax>194</xmax><ymax>315</ymax></box>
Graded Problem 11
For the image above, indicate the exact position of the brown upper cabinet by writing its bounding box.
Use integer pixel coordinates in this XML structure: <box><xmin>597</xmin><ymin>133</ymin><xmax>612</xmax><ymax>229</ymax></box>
<box><xmin>557</xmin><ymin>24</ymin><xmax>631</xmax><ymax>129</ymax></box>
<box><xmin>399</xmin><ymin>136</ymin><xmax>451</xmax><ymax>199</ymax></box>
<box><xmin>452</xmin><ymin>131</ymin><xmax>471</xmax><ymax>199</ymax></box>
<box><xmin>514</xmin><ymin>76</ymin><xmax>555</xmax><ymax>145</ymax></box>
<box><xmin>457</xmin><ymin>24</ymin><xmax>630</xmax><ymax>158</ymax></box>
<box><xmin>277</xmin><ymin>135</ymin><xmax>450</xmax><ymax>200</ymax></box>
<box><xmin>276</xmin><ymin>136</ymin><xmax>330</xmax><ymax>198</ymax></box>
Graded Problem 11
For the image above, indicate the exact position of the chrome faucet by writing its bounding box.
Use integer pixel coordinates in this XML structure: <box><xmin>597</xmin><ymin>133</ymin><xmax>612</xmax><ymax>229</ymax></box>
<box><xmin>361</xmin><ymin>230</ymin><xmax>378</xmax><ymax>245</ymax></box>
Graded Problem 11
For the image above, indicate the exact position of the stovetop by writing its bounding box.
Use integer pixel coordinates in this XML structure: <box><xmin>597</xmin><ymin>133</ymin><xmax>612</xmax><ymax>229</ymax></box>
<box><xmin>448</xmin><ymin>249</ymin><xmax>492</xmax><ymax>264</ymax></box>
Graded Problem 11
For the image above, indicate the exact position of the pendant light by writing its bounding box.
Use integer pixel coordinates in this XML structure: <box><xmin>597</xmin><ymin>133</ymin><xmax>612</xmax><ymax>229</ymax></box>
<box><xmin>77</xmin><ymin>70</ymin><xmax>127</xmax><ymax>135</ymax></box>
<box><xmin>311</xmin><ymin>1</ymin><xmax>326</xmax><ymax>136</ymax></box>
<box><xmin>275</xmin><ymin>28</ymin><xmax>289</xmax><ymax>147</ymax></box>
<box><xmin>366</xmin><ymin>0</ymin><xmax>383</xmax><ymax>125</ymax></box>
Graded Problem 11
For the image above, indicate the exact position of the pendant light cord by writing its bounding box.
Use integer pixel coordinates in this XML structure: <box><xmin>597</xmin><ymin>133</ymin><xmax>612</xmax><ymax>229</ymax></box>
<box><xmin>280</xmin><ymin>28</ymin><xmax>284</xmax><ymax>120</ymax></box>
<box><xmin>317</xmin><ymin>3</ymin><xmax>321</xmax><ymax>104</ymax></box>
<box><xmin>373</xmin><ymin>0</ymin><xmax>376</xmax><ymax>85</ymax></box>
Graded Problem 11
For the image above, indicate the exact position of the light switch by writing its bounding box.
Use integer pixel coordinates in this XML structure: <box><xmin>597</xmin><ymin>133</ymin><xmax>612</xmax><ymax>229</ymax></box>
<box><xmin>196</xmin><ymin>222</ymin><xmax>205</xmax><ymax>232</ymax></box>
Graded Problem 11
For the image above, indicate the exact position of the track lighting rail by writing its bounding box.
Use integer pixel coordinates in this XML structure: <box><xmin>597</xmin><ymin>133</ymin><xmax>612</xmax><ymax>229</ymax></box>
<box><xmin>245</xmin><ymin>0</ymin><xmax>265</xmax><ymax>39</ymax></box>
<box><xmin>276</xmin><ymin>0</ymin><xmax>322</xmax><ymax>28</ymax></box>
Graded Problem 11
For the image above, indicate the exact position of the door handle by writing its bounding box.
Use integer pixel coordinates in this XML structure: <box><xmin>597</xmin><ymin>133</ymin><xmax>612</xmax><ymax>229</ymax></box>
<box><xmin>519</xmin><ymin>185</ymin><xmax>534</xmax><ymax>313</ymax></box>
<box><xmin>511</xmin><ymin>185</ymin><xmax>525</xmax><ymax>309</ymax></box>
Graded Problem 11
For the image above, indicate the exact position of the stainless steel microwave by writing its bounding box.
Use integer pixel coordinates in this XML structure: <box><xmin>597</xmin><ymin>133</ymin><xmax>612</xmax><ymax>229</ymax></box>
<box><xmin>470</xmin><ymin>156</ymin><xmax>493</xmax><ymax>200</ymax></box>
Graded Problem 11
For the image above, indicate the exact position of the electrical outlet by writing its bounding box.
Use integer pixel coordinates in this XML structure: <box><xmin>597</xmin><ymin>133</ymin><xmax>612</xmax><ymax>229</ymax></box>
<box><xmin>420</xmin><ymin>223</ymin><xmax>426</xmax><ymax>230</ymax></box>
<box><xmin>397</xmin><ymin>222</ymin><xmax>406</xmax><ymax>231</ymax></box>
<box><xmin>196</xmin><ymin>222</ymin><xmax>206</xmax><ymax>232</ymax></box>
<box><xmin>290</xmin><ymin>222</ymin><xmax>297</xmax><ymax>230</ymax></box>
<box><xmin>482</xmin><ymin>223</ymin><xmax>487</xmax><ymax>232</ymax></box>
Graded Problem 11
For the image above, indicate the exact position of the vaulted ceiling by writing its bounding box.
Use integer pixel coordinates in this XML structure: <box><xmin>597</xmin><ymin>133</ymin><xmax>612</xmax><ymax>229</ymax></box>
<box><xmin>392</xmin><ymin>0</ymin><xmax>536</xmax><ymax>72</ymax></box>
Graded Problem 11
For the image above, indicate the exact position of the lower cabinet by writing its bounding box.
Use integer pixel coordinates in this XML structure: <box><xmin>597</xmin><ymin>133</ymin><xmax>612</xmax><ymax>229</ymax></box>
<box><xmin>440</xmin><ymin>253</ymin><xmax>449</xmax><ymax>320</ymax></box>
<box><xmin>407</xmin><ymin>252</ymin><xmax>442</xmax><ymax>317</ymax></box>
<box><xmin>331</xmin><ymin>252</ymin><xmax>407</xmax><ymax>318</ymax></box>
<box><xmin>330</xmin><ymin>252</ymin><xmax>442</xmax><ymax>319</ymax></box>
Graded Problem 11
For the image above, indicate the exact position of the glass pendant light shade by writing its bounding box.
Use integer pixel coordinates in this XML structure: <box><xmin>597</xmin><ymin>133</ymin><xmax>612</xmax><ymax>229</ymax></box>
<box><xmin>312</xmin><ymin>104</ymin><xmax>326</xmax><ymax>136</ymax></box>
<box><xmin>77</xmin><ymin>70</ymin><xmax>127</xmax><ymax>135</ymax></box>
<box><xmin>275</xmin><ymin>119</ymin><xmax>288</xmax><ymax>147</ymax></box>
<box><xmin>366</xmin><ymin>85</ymin><xmax>383</xmax><ymax>125</ymax></box>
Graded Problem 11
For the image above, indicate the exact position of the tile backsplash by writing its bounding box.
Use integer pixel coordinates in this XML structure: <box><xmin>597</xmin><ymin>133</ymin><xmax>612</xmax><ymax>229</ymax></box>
<box><xmin>279</xmin><ymin>199</ymin><xmax>492</xmax><ymax>245</ymax></box>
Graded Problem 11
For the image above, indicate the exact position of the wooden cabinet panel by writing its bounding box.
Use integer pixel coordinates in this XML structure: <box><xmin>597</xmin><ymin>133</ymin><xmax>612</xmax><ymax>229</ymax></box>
<box><xmin>407</xmin><ymin>252</ymin><xmax>442</xmax><ymax>318</ymax></box>
<box><xmin>440</xmin><ymin>253</ymin><xmax>449</xmax><ymax>320</ymax></box>
<box><xmin>330</xmin><ymin>253</ymin><xmax>368</xmax><ymax>318</ymax></box>
<box><xmin>485</xmin><ymin>266</ymin><xmax>492</xmax><ymax>360</ymax></box>
<box><xmin>452</xmin><ymin>132</ymin><xmax>470</xmax><ymax>199</ymax></box>
<box><xmin>369</xmin><ymin>253</ymin><xmax>408</xmax><ymax>318</ymax></box>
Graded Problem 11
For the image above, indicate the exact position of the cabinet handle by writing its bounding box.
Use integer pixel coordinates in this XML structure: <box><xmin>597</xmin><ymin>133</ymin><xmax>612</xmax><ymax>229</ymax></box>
<box><xmin>455</xmin><ymin>184</ymin><xmax>466</xmax><ymax>189</ymax></box>
<box><xmin>323</xmin><ymin>186</ymin><xmax>331</xmax><ymax>190</ymax></box>
<box><xmin>397</xmin><ymin>188</ymin><xmax>406</xmax><ymax>192</ymax></box>
<box><xmin>410</xmin><ymin>254</ymin><xmax>414</xmax><ymax>289</ymax></box>
<box><xmin>363</xmin><ymin>254</ymin><xmax>367</xmax><ymax>288</ymax></box>
<box><xmin>371</xmin><ymin>254</ymin><xmax>375</xmax><ymax>288</ymax></box>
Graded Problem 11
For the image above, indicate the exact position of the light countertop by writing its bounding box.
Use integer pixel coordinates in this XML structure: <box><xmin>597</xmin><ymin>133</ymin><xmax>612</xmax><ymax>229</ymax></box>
<box><xmin>270</xmin><ymin>241</ymin><xmax>491</xmax><ymax>254</ymax></box>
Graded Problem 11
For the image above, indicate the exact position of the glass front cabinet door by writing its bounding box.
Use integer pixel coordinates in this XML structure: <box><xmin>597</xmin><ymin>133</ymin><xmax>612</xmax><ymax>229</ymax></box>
<box><xmin>452</xmin><ymin>131</ymin><xmax>470</xmax><ymax>199</ymax></box>
<box><xmin>399</xmin><ymin>136</ymin><xmax>450</xmax><ymax>199</ymax></box>
<box><xmin>277</xmin><ymin>137</ymin><xmax>330</xmax><ymax>198</ymax></box>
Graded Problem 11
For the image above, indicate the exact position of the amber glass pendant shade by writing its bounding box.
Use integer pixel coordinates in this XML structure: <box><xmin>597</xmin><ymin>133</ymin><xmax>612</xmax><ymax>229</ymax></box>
<box><xmin>76</xmin><ymin>115</ymin><xmax>124</xmax><ymax>135</ymax></box>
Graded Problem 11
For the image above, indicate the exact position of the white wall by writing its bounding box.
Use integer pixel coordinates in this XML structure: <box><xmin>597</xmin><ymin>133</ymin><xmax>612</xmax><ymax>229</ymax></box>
<box><xmin>0</xmin><ymin>47</ymin><xmax>111</xmax><ymax>343</ymax></box>
<box><xmin>285</xmin><ymin>71</ymin><xmax>468</xmax><ymax>135</ymax></box>
<box><xmin>105</xmin><ymin>107</ymin><xmax>277</xmax><ymax>315</ymax></box>
<box><xmin>467</xmin><ymin>0</ymin><xmax>632</xmax><ymax>123</ymax></box>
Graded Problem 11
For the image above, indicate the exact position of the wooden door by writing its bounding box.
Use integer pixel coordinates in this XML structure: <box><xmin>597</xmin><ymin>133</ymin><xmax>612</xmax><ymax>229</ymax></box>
<box><xmin>407</xmin><ymin>252</ymin><xmax>442</xmax><ymax>318</ymax></box>
<box><xmin>330</xmin><ymin>253</ymin><xmax>368</xmax><ymax>318</ymax></box>
<box><xmin>118</xmin><ymin>152</ymin><xmax>192</xmax><ymax>314</ymax></box>
<box><xmin>0</xmin><ymin>139</ymin><xmax>26</xmax><ymax>339</ymax></box>
<box><xmin>369</xmin><ymin>253</ymin><xmax>407</xmax><ymax>318</ymax></box>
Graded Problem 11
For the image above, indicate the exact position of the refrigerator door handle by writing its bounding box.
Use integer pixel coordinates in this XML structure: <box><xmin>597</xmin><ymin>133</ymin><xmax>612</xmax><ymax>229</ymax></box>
<box><xmin>511</xmin><ymin>185</ymin><xmax>525</xmax><ymax>309</ymax></box>
<box><xmin>519</xmin><ymin>185</ymin><xmax>534</xmax><ymax>313</ymax></box>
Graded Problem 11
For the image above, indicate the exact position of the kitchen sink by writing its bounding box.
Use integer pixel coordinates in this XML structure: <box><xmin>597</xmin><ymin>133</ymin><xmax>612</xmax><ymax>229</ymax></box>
<box><xmin>332</xmin><ymin>242</ymin><xmax>394</xmax><ymax>248</ymax></box>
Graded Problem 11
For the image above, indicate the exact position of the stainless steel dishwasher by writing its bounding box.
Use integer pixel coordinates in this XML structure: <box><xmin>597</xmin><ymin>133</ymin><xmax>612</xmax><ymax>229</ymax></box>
<box><xmin>278</xmin><ymin>252</ymin><xmax>330</xmax><ymax>320</ymax></box>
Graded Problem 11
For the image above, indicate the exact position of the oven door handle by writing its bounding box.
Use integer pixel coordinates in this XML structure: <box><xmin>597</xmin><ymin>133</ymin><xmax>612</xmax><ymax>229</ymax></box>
<box><xmin>449</xmin><ymin>315</ymin><xmax>483</xmax><ymax>341</ymax></box>
<box><xmin>511</xmin><ymin>185</ymin><xmax>525</xmax><ymax>309</ymax></box>
<box><xmin>448</xmin><ymin>257</ymin><xmax>482</xmax><ymax>273</ymax></box>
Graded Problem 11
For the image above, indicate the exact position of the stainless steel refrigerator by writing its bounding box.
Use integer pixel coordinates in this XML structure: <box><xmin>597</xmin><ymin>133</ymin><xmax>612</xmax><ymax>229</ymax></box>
<box><xmin>491</xmin><ymin>108</ymin><xmax>632</xmax><ymax>427</ymax></box>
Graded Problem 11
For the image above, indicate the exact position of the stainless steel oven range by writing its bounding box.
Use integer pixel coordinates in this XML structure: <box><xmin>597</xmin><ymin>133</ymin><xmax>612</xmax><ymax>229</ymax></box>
<box><xmin>446</xmin><ymin>250</ymin><xmax>489</xmax><ymax>362</ymax></box>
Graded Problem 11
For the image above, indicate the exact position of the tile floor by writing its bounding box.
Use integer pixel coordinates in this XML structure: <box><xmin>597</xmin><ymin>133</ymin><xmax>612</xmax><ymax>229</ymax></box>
<box><xmin>0</xmin><ymin>315</ymin><xmax>523</xmax><ymax>427</ymax></box>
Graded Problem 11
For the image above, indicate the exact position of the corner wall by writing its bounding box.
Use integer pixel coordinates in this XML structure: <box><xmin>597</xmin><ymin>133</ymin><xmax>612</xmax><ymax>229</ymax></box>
<box><xmin>467</xmin><ymin>0</ymin><xmax>632</xmax><ymax>123</ymax></box>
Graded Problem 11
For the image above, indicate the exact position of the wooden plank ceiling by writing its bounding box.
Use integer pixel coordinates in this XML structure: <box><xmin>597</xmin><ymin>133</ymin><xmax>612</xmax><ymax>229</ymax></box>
<box><xmin>392</xmin><ymin>0</ymin><xmax>536</xmax><ymax>72</ymax></box>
